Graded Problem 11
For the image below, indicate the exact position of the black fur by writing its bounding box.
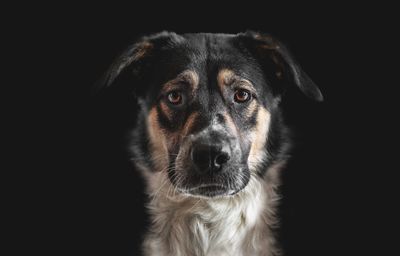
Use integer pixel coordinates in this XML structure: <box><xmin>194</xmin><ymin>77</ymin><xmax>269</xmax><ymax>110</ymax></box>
<box><xmin>101</xmin><ymin>31</ymin><xmax>322</xmax><ymax>197</ymax></box>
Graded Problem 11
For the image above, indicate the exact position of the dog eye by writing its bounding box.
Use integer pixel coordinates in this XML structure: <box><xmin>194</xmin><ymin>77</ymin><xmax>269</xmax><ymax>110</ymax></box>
<box><xmin>167</xmin><ymin>91</ymin><xmax>183</xmax><ymax>105</ymax></box>
<box><xmin>234</xmin><ymin>89</ymin><xmax>251</xmax><ymax>103</ymax></box>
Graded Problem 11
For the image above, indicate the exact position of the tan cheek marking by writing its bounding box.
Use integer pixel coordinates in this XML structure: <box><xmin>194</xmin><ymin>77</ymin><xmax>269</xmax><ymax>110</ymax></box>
<box><xmin>223</xmin><ymin>112</ymin><xmax>238</xmax><ymax>136</ymax></box>
<box><xmin>246</xmin><ymin>100</ymin><xmax>258</xmax><ymax>119</ymax></box>
<box><xmin>182</xmin><ymin>112</ymin><xmax>199</xmax><ymax>137</ymax></box>
<box><xmin>159</xmin><ymin>101</ymin><xmax>172</xmax><ymax>120</ymax></box>
<box><xmin>147</xmin><ymin>108</ymin><xmax>169</xmax><ymax>172</ymax></box>
<box><xmin>247</xmin><ymin>106</ymin><xmax>271</xmax><ymax>171</ymax></box>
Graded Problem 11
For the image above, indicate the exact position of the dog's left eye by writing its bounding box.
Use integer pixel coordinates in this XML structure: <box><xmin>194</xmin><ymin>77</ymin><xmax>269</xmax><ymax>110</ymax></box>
<box><xmin>234</xmin><ymin>89</ymin><xmax>251</xmax><ymax>103</ymax></box>
<box><xmin>167</xmin><ymin>91</ymin><xmax>183</xmax><ymax>105</ymax></box>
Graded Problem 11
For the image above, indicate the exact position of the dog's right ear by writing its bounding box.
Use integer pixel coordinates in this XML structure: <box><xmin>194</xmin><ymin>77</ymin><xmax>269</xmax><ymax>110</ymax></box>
<box><xmin>237</xmin><ymin>31</ymin><xmax>323</xmax><ymax>102</ymax></box>
<box><xmin>93</xmin><ymin>32</ymin><xmax>185</xmax><ymax>94</ymax></box>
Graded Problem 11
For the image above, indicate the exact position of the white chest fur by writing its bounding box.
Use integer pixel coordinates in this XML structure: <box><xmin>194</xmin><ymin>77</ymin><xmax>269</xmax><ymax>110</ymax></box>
<box><xmin>142</xmin><ymin>171</ymin><xmax>281</xmax><ymax>256</ymax></box>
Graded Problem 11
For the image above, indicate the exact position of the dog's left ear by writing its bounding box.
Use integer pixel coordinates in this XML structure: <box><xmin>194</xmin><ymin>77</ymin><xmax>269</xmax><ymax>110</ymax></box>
<box><xmin>93</xmin><ymin>31</ymin><xmax>185</xmax><ymax>94</ymax></box>
<box><xmin>238</xmin><ymin>31</ymin><xmax>323</xmax><ymax>101</ymax></box>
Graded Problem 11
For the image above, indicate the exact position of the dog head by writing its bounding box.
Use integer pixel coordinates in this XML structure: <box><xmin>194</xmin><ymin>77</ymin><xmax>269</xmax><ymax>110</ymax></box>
<box><xmin>101</xmin><ymin>31</ymin><xmax>322</xmax><ymax>198</ymax></box>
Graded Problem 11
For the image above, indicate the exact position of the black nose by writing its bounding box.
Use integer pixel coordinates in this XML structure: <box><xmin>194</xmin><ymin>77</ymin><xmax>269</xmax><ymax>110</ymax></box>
<box><xmin>190</xmin><ymin>143</ymin><xmax>231</xmax><ymax>173</ymax></box>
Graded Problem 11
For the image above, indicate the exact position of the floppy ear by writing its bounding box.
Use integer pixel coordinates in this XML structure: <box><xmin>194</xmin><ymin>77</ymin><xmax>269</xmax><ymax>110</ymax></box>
<box><xmin>239</xmin><ymin>31</ymin><xmax>323</xmax><ymax>101</ymax></box>
<box><xmin>102</xmin><ymin>40</ymin><xmax>154</xmax><ymax>88</ymax></box>
<box><xmin>94</xmin><ymin>31</ymin><xmax>185</xmax><ymax>93</ymax></box>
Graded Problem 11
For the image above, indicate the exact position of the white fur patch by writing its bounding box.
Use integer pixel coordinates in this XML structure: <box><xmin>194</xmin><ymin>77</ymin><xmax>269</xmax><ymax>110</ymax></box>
<box><xmin>142</xmin><ymin>164</ymin><xmax>283</xmax><ymax>256</ymax></box>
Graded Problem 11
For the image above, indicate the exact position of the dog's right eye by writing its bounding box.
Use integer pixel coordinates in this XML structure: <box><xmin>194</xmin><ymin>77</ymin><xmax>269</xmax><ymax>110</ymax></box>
<box><xmin>166</xmin><ymin>91</ymin><xmax>183</xmax><ymax>105</ymax></box>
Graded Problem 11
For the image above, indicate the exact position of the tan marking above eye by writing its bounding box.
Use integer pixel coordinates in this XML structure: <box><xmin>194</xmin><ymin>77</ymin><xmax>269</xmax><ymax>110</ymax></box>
<box><xmin>162</xmin><ymin>70</ymin><xmax>199</xmax><ymax>94</ymax></box>
<box><xmin>217</xmin><ymin>69</ymin><xmax>256</xmax><ymax>94</ymax></box>
<box><xmin>179</xmin><ymin>70</ymin><xmax>199</xmax><ymax>90</ymax></box>
<box><xmin>217</xmin><ymin>69</ymin><xmax>236</xmax><ymax>87</ymax></box>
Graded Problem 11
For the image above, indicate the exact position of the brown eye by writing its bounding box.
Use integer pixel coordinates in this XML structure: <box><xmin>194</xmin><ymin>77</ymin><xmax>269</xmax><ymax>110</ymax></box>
<box><xmin>167</xmin><ymin>91</ymin><xmax>183</xmax><ymax>105</ymax></box>
<box><xmin>234</xmin><ymin>89</ymin><xmax>251</xmax><ymax>103</ymax></box>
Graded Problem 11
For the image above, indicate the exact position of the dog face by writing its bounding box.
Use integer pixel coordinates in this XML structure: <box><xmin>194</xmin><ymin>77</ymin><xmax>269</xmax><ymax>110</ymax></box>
<box><xmin>102</xmin><ymin>32</ymin><xmax>322</xmax><ymax>198</ymax></box>
<box><xmin>146</xmin><ymin>67</ymin><xmax>271</xmax><ymax>197</ymax></box>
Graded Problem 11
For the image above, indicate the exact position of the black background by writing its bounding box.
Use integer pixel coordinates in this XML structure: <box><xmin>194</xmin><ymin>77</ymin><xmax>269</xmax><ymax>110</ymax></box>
<box><xmin>14</xmin><ymin>2</ymin><xmax>395</xmax><ymax>256</ymax></box>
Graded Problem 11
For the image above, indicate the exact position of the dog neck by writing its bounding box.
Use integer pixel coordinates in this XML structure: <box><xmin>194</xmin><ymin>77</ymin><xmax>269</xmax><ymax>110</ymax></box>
<box><xmin>142</xmin><ymin>167</ymin><xmax>282</xmax><ymax>256</ymax></box>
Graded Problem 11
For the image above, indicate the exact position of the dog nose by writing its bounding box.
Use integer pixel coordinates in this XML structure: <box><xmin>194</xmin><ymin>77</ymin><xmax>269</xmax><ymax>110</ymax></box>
<box><xmin>190</xmin><ymin>143</ymin><xmax>231</xmax><ymax>173</ymax></box>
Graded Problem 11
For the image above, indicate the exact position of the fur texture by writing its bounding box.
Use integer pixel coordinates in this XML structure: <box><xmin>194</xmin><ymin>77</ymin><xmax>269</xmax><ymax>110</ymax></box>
<box><xmin>101</xmin><ymin>31</ymin><xmax>322</xmax><ymax>255</ymax></box>
<box><xmin>141</xmin><ymin>164</ymin><xmax>284</xmax><ymax>256</ymax></box>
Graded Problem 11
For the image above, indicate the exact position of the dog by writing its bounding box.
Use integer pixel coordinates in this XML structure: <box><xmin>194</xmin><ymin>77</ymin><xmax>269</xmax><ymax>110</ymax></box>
<box><xmin>101</xmin><ymin>31</ymin><xmax>323</xmax><ymax>256</ymax></box>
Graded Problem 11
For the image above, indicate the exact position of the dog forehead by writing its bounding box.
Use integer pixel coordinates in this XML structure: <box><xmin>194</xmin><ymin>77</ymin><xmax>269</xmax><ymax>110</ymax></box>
<box><xmin>158</xmin><ymin>35</ymin><xmax>263</xmax><ymax>86</ymax></box>
<box><xmin>183</xmin><ymin>34</ymin><xmax>256</xmax><ymax>70</ymax></box>
<box><xmin>143</xmin><ymin>33</ymin><xmax>273</xmax><ymax>107</ymax></box>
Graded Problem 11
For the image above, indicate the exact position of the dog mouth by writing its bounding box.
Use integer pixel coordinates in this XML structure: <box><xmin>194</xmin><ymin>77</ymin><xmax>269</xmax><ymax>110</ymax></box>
<box><xmin>170</xmin><ymin>163</ymin><xmax>251</xmax><ymax>198</ymax></box>
<box><xmin>170</xmin><ymin>152</ymin><xmax>250</xmax><ymax>198</ymax></box>
<box><xmin>179</xmin><ymin>184</ymin><xmax>237</xmax><ymax>198</ymax></box>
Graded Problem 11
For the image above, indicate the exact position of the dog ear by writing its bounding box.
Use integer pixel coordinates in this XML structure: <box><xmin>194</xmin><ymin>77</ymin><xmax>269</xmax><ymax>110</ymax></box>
<box><xmin>93</xmin><ymin>32</ymin><xmax>185</xmax><ymax>93</ymax></box>
<box><xmin>238</xmin><ymin>31</ymin><xmax>323</xmax><ymax>101</ymax></box>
